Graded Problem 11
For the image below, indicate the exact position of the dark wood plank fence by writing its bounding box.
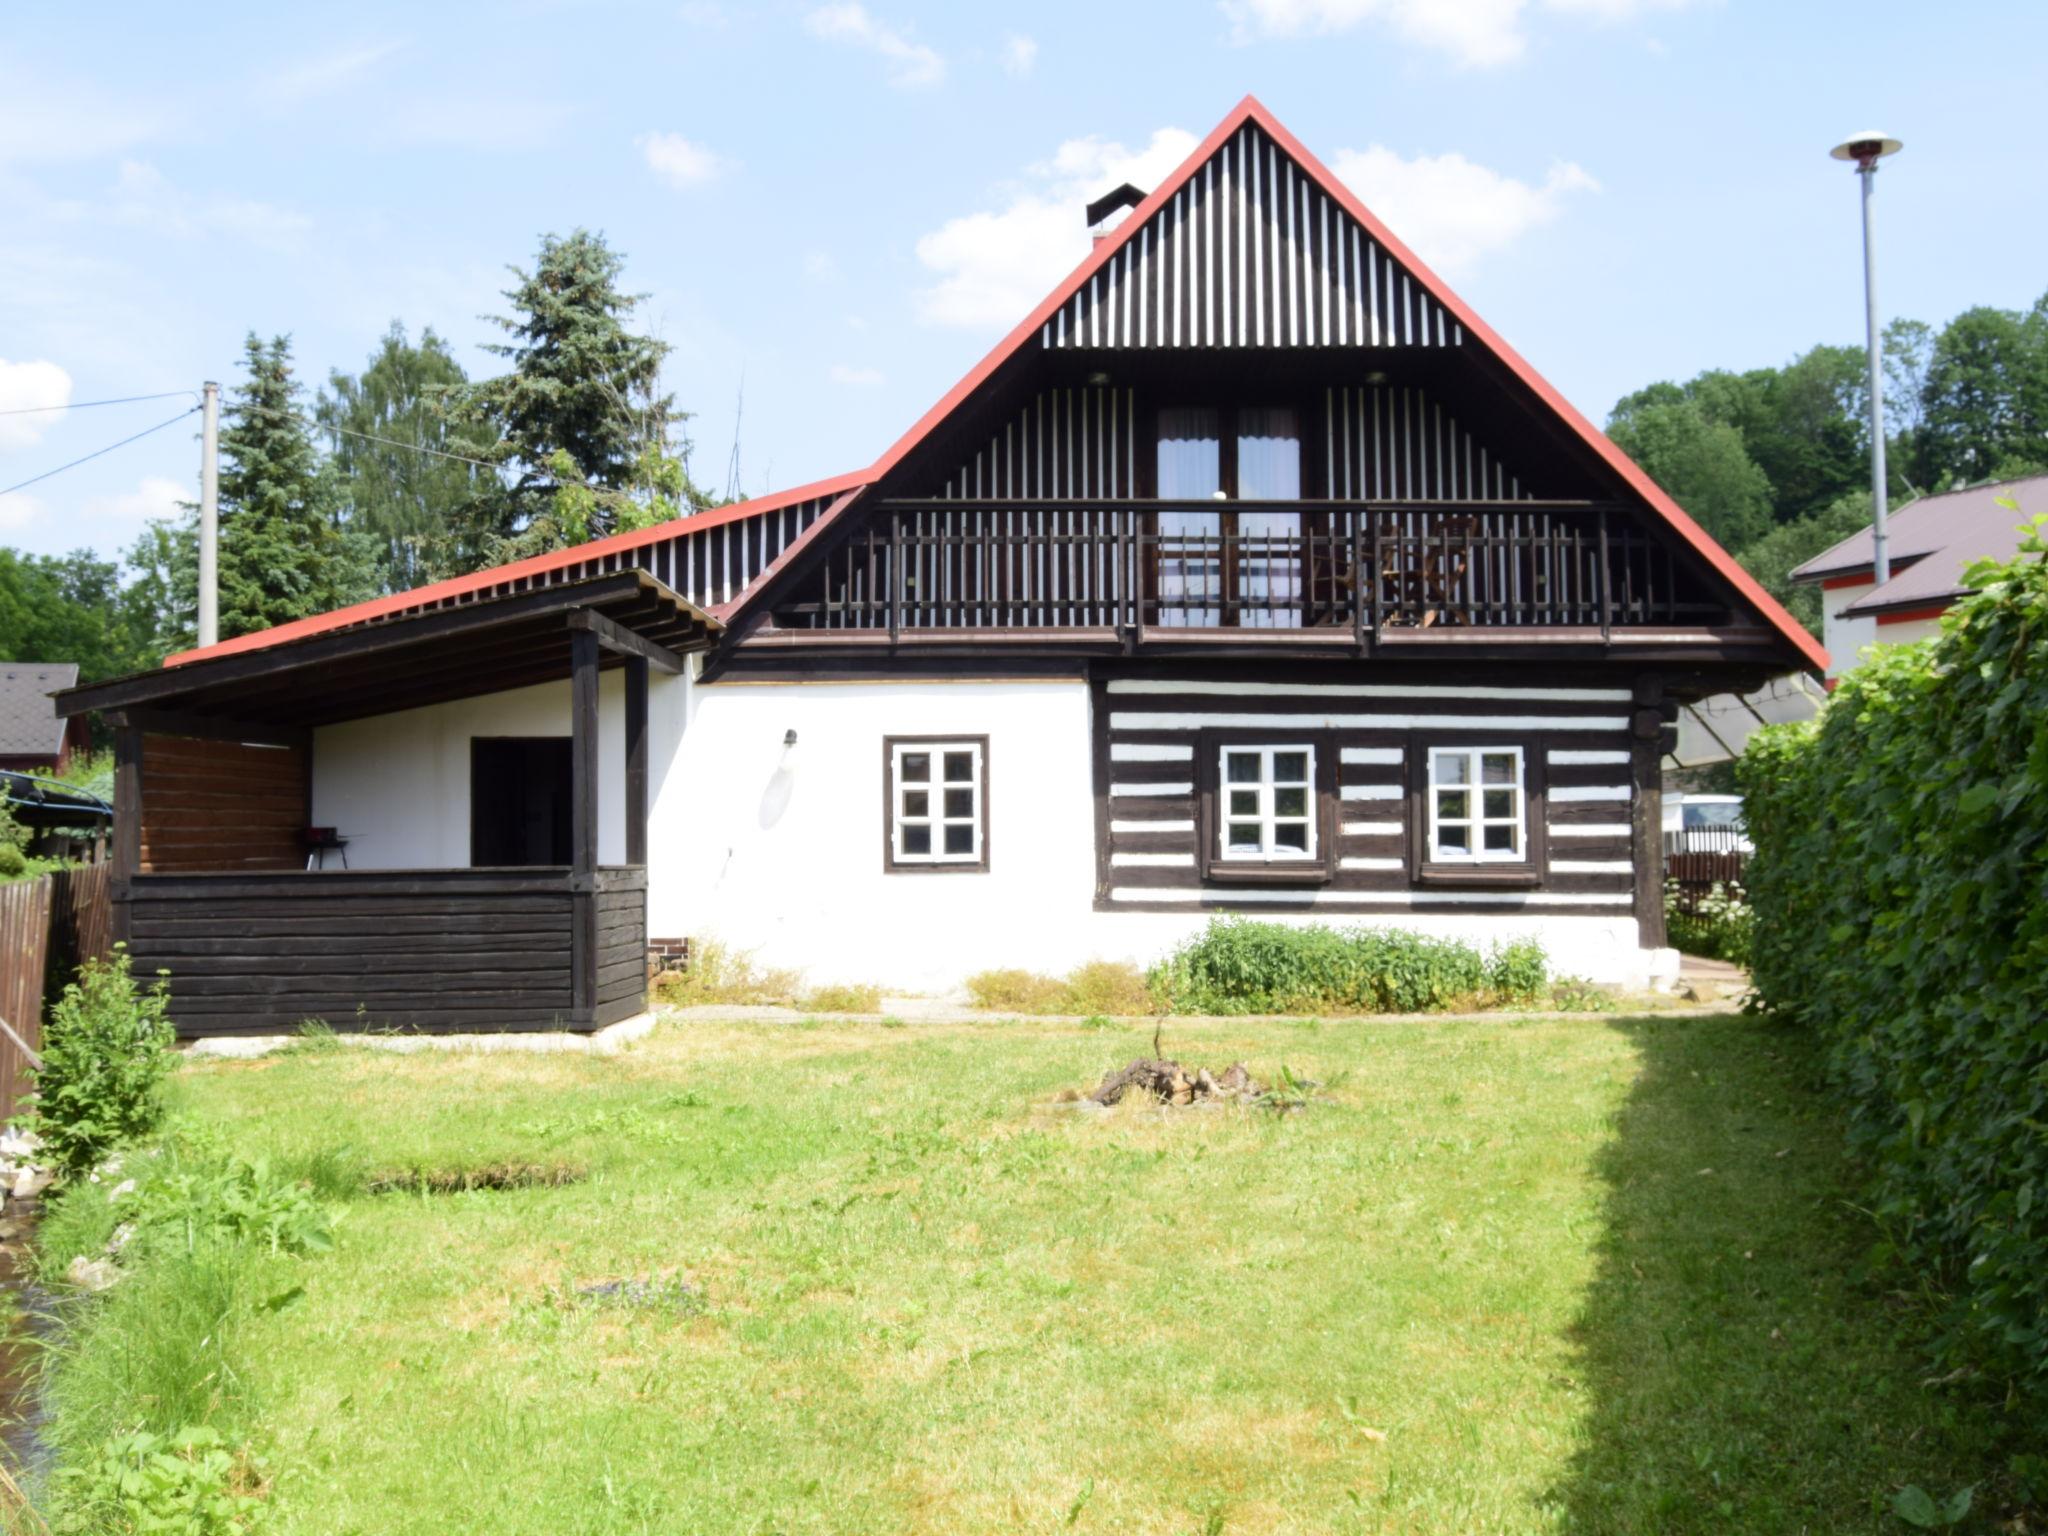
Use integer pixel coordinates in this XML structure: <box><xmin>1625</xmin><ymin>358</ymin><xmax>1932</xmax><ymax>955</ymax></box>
<box><xmin>0</xmin><ymin>863</ymin><xmax>115</xmax><ymax>1123</ymax></box>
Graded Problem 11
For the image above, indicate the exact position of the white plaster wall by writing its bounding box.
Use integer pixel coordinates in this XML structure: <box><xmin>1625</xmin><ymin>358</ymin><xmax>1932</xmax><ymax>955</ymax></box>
<box><xmin>311</xmin><ymin>668</ymin><xmax>690</xmax><ymax>869</ymax></box>
<box><xmin>1868</xmin><ymin>615</ymin><xmax>1942</xmax><ymax>652</ymax></box>
<box><xmin>664</xmin><ymin>678</ymin><xmax>1661</xmax><ymax>992</ymax></box>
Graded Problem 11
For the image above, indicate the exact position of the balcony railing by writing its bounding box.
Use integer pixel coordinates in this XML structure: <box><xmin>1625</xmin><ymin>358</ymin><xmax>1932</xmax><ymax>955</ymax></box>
<box><xmin>771</xmin><ymin>500</ymin><xmax>1727</xmax><ymax>636</ymax></box>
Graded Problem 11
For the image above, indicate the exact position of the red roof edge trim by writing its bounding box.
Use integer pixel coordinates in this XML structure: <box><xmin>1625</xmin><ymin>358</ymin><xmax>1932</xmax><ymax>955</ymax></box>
<box><xmin>163</xmin><ymin>469</ymin><xmax>873</xmax><ymax>669</ymax></box>
<box><xmin>1873</xmin><ymin>603</ymin><xmax>1951</xmax><ymax>626</ymax></box>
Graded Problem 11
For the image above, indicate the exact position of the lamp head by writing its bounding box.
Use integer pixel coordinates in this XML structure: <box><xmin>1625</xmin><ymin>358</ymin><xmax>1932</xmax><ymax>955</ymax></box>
<box><xmin>1830</xmin><ymin>132</ymin><xmax>1902</xmax><ymax>169</ymax></box>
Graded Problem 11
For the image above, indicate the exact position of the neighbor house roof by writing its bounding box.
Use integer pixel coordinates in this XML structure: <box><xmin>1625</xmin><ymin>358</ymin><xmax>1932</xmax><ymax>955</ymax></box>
<box><xmin>157</xmin><ymin>94</ymin><xmax>1826</xmax><ymax>675</ymax></box>
<box><xmin>1790</xmin><ymin>472</ymin><xmax>2048</xmax><ymax>617</ymax></box>
<box><xmin>0</xmin><ymin>662</ymin><xmax>79</xmax><ymax>759</ymax></box>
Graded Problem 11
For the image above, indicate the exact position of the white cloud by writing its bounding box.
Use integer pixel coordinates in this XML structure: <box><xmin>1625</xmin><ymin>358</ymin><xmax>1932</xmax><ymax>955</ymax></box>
<box><xmin>638</xmin><ymin>132</ymin><xmax>725</xmax><ymax>189</ymax></box>
<box><xmin>76</xmin><ymin>161</ymin><xmax>311</xmax><ymax>250</ymax></box>
<box><xmin>829</xmin><ymin>364</ymin><xmax>884</xmax><ymax>387</ymax></box>
<box><xmin>0</xmin><ymin>474</ymin><xmax>190</xmax><ymax>541</ymax></box>
<box><xmin>1330</xmin><ymin>144</ymin><xmax>1597</xmax><ymax>273</ymax></box>
<box><xmin>0</xmin><ymin>69</ymin><xmax>166</xmax><ymax>166</ymax></box>
<box><xmin>802</xmin><ymin>250</ymin><xmax>840</xmax><ymax>282</ymax></box>
<box><xmin>1002</xmin><ymin>34</ymin><xmax>1039</xmax><ymax>75</ymax></box>
<box><xmin>1221</xmin><ymin>0</ymin><xmax>1697</xmax><ymax>67</ymax></box>
<box><xmin>806</xmin><ymin>4</ymin><xmax>946</xmax><ymax>88</ymax></box>
<box><xmin>82</xmin><ymin>474</ymin><xmax>191</xmax><ymax>534</ymax></box>
<box><xmin>0</xmin><ymin>358</ymin><xmax>74</xmax><ymax>450</ymax></box>
<box><xmin>914</xmin><ymin>127</ymin><xmax>1196</xmax><ymax>330</ymax></box>
<box><xmin>260</xmin><ymin>42</ymin><xmax>402</xmax><ymax>108</ymax></box>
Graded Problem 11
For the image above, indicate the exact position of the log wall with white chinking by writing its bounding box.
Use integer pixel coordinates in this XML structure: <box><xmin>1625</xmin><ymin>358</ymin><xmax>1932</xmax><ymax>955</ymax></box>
<box><xmin>1092</xmin><ymin>670</ymin><xmax>1639</xmax><ymax>917</ymax></box>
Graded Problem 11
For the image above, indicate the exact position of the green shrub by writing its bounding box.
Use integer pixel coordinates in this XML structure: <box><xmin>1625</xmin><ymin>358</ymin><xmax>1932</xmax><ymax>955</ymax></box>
<box><xmin>1738</xmin><ymin>516</ymin><xmax>2048</xmax><ymax>1399</ymax></box>
<box><xmin>964</xmin><ymin>969</ymin><xmax>1072</xmax><ymax>1013</ymax></box>
<box><xmin>51</xmin><ymin>1425</ymin><xmax>262</xmax><ymax>1535</ymax></box>
<box><xmin>32</xmin><ymin>949</ymin><xmax>176</xmax><ymax>1175</ymax></box>
<box><xmin>0</xmin><ymin>842</ymin><xmax>25</xmax><ymax>881</ymax></box>
<box><xmin>1147</xmin><ymin>918</ymin><xmax>1533</xmax><ymax>1015</ymax></box>
<box><xmin>1665</xmin><ymin>880</ymin><xmax>1754</xmax><ymax>966</ymax></box>
<box><xmin>1486</xmin><ymin>939</ymin><xmax>1549</xmax><ymax>1005</ymax></box>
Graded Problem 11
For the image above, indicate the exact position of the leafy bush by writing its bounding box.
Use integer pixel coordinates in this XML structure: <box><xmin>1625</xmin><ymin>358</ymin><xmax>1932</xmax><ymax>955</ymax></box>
<box><xmin>32</xmin><ymin>949</ymin><xmax>176</xmax><ymax>1175</ymax></box>
<box><xmin>1665</xmin><ymin>879</ymin><xmax>1754</xmax><ymax>966</ymax></box>
<box><xmin>963</xmin><ymin>961</ymin><xmax>1158</xmax><ymax>1015</ymax></box>
<box><xmin>51</xmin><ymin>1425</ymin><xmax>262</xmax><ymax>1535</ymax></box>
<box><xmin>1738</xmin><ymin>517</ymin><xmax>2048</xmax><ymax>1398</ymax></box>
<box><xmin>1148</xmin><ymin>919</ymin><xmax>1540</xmax><ymax>1015</ymax></box>
<box><xmin>1486</xmin><ymin>939</ymin><xmax>1549</xmax><ymax>1005</ymax></box>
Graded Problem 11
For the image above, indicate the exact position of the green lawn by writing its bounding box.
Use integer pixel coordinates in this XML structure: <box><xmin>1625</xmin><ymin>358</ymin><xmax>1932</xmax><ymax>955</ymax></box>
<box><xmin>93</xmin><ymin>1012</ymin><xmax>2011</xmax><ymax>1533</ymax></box>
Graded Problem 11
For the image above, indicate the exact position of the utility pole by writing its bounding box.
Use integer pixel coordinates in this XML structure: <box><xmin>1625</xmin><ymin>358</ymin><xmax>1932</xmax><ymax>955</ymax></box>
<box><xmin>1831</xmin><ymin>131</ymin><xmax>1903</xmax><ymax>586</ymax></box>
<box><xmin>198</xmin><ymin>379</ymin><xmax>220</xmax><ymax>648</ymax></box>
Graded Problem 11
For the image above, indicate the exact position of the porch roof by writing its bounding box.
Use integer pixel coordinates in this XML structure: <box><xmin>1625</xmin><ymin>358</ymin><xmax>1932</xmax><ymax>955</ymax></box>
<box><xmin>54</xmin><ymin>571</ymin><xmax>717</xmax><ymax>731</ymax></box>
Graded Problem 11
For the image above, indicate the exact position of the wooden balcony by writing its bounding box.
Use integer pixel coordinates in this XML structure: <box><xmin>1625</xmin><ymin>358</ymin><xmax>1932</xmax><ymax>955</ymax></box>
<box><xmin>768</xmin><ymin>500</ymin><xmax>1736</xmax><ymax>646</ymax></box>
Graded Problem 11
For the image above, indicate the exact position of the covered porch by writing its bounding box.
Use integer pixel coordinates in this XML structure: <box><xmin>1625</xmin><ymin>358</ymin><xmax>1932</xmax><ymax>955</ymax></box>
<box><xmin>56</xmin><ymin>572</ymin><xmax>718</xmax><ymax>1037</ymax></box>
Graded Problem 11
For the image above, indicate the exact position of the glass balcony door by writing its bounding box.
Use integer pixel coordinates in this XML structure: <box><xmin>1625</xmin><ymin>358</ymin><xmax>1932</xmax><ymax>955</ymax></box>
<box><xmin>1153</xmin><ymin>405</ymin><xmax>1303</xmax><ymax>627</ymax></box>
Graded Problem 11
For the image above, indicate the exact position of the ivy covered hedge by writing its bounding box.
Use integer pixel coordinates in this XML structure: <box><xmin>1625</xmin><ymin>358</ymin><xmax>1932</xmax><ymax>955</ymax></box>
<box><xmin>1738</xmin><ymin>520</ymin><xmax>2048</xmax><ymax>1397</ymax></box>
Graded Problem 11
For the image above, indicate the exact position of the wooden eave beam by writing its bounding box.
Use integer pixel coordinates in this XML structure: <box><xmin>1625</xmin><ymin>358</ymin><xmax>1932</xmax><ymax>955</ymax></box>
<box><xmin>106</xmin><ymin>707</ymin><xmax>311</xmax><ymax>751</ymax></box>
<box><xmin>567</xmin><ymin>607</ymin><xmax>690</xmax><ymax>673</ymax></box>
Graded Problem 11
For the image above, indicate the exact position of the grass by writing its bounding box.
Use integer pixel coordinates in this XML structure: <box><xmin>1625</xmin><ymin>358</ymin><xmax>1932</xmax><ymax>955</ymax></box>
<box><xmin>40</xmin><ymin>1011</ymin><xmax>2025</xmax><ymax>1533</ymax></box>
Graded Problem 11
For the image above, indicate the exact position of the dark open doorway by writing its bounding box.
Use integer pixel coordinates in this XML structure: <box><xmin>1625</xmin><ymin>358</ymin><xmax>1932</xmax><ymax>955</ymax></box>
<box><xmin>470</xmin><ymin>737</ymin><xmax>572</xmax><ymax>866</ymax></box>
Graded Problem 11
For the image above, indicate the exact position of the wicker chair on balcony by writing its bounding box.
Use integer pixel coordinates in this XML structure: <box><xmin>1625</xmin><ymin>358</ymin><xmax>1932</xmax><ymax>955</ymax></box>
<box><xmin>1310</xmin><ymin>515</ymin><xmax>1480</xmax><ymax>629</ymax></box>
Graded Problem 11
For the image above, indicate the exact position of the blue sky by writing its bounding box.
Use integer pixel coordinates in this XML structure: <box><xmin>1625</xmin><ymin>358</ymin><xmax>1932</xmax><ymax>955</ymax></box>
<box><xmin>2</xmin><ymin>0</ymin><xmax>2041</xmax><ymax>563</ymax></box>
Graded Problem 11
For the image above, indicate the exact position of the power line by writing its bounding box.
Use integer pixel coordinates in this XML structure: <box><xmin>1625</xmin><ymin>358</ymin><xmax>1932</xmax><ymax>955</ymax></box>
<box><xmin>240</xmin><ymin>402</ymin><xmax>502</xmax><ymax>473</ymax></box>
<box><xmin>0</xmin><ymin>388</ymin><xmax>200</xmax><ymax>417</ymax></box>
<box><xmin>0</xmin><ymin>406</ymin><xmax>201</xmax><ymax>500</ymax></box>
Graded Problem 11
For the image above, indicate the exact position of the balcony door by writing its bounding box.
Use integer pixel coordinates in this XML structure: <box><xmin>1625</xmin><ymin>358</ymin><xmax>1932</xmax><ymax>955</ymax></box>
<box><xmin>1155</xmin><ymin>406</ymin><xmax>1303</xmax><ymax>627</ymax></box>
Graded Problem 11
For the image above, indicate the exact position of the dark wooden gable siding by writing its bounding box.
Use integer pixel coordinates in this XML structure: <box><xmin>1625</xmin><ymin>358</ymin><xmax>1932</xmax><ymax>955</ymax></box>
<box><xmin>1093</xmin><ymin>670</ymin><xmax>1636</xmax><ymax>915</ymax></box>
<box><xmin>1043</xmin><ymin>122</ymin><xmax>1459</xmax><ymax>353</ymax></box>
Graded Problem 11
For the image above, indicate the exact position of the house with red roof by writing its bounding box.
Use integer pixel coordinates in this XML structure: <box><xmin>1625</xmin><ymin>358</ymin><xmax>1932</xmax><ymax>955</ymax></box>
<box><xmin>56</xmin><ymin>98</ymin><xmax>1823</xmax><ymax>1034</ymax></box>
<box><xmin>1790</xmin><ymin>473</ymin><xmax>2048</xmax><ymax>680</ymax></box>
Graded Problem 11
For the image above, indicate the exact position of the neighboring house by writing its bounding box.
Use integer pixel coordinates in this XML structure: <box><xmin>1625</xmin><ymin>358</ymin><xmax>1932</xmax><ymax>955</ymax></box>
<box><xmin>1791</xmin><ymin>472</ymin><xmax>2048</xmax><ymax>681</ymax></box>
<box><xmin>0</xmin><ymin>663</ymin><xmax>87</xmax><ymax>775</ymax></box>
<box><xmin>56</xmin><ymin>97</ymin><xmax>1823</xmax><ymax>1035</ymax></box>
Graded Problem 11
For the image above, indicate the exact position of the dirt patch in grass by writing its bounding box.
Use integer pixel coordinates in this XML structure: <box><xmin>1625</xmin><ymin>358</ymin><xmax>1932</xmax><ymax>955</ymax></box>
<box><xmin>365</xmin><ymin>1162</ymin><xmax>586</xmax><ymax>1195</ymax></box>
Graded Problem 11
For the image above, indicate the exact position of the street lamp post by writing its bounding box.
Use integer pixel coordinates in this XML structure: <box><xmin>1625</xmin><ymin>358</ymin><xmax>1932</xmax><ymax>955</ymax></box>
<box><xmin>1831</xmin><ymin>131</ymin><xmax>1904</xmax><ymax>585</ymax></box>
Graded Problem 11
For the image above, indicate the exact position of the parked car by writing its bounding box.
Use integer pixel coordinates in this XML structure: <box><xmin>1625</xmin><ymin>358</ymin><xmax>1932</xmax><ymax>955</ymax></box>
<box><xmin>1662</xmin><ymin>794</ymin><xmax>1752</xmax><ymax>854</ymax></box>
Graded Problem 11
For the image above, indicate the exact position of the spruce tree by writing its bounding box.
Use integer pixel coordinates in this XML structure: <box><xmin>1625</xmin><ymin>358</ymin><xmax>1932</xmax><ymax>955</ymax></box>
<box><xmin>212</xmin><ymin>334</ymin><xmax>378</xmax><ymax>638</ymax></box>
<box><xmin>452</xmin><ymin>229</ymin><xmax>705</xmax><ymax>564</ymax></box>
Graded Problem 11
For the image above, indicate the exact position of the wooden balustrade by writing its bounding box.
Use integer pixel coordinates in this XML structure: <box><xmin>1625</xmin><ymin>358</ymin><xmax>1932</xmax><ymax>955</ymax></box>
<box><xmin>771</xmin><ymin>500</ymin><xmax>1727</xmax><ymax>635</ymax></box>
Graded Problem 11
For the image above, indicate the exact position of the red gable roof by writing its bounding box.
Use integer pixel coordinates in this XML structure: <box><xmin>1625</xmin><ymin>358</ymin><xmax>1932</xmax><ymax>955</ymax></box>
<box><xmin>169</xmin><ymin>94</ymin><xmax>1825</xmax><ymax>674</ymax></box>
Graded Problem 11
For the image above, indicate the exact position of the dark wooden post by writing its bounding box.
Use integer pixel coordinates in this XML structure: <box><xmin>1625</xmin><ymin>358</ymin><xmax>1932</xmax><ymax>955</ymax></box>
<box><xmin>1597</xmin><ymin>507</ymin><xmax>1613</xmax><ymax>643</ymax></box>
<box><xmin>623</xmin><ymin>654</ymin><xmax>648</xmax><ymax>868</ymax></box>
<box><xmin>569</xmin><ymin>627</ymin><xmax>600</xmax><ymax>1018</ymax></box>
<box><xmin>1630</xmin><ymin>677</ymin><xmax>1668</xmax><ymax>950</ymax></box>
<box><xmin>111</xmin><ymin>721</ymin><xmax>142</xmax><ymax>946</ymax></box>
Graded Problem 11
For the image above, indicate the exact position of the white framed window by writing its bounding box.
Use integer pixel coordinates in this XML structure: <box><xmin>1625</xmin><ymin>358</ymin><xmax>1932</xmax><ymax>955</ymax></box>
<box><xmin>1217</xmin><ymin>744</ymin><xmax>1317</xmax><ymax>860</ymax></box>
<box><xmin>885</xmin><ymin>738</ymin><xmax>987</xmax><ymax>870</ymax></box>
<box><xmin>1428</xmin><ymin>746</ymin><xmax>1526</xmax><ymax>862</ymax></box>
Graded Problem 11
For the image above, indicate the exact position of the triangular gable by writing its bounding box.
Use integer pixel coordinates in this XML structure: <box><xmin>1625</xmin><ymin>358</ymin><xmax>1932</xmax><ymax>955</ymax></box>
<box><xmin>787</xmin><ymin>95</ymin><xmax>1825</xmax><ymax>671</ymax></box>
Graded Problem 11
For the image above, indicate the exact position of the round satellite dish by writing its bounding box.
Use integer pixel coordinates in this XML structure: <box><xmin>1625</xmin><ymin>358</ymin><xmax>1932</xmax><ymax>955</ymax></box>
<box><xmin>1830</xmin><ymin>132</ymin><xmax>1903</xmax><ymax>163</ymax></box>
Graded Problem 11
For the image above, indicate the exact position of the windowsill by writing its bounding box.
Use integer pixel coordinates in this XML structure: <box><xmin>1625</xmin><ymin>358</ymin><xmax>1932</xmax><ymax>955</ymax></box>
<box><xmin>1202</xmin><ymin>860</ymin><xmax>1332</xmax><ymax>886</ymax></box>
<box><xmin>1415</xmin><ymin>865</ymin><xmax>1540</xmax><ymax>889</ymax></box>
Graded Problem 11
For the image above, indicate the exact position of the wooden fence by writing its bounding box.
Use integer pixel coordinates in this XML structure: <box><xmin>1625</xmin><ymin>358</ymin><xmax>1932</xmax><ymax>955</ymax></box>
<box><xmin>0</xmin><ymin>864</ymin><xmax>114</xmax><ymax>1124</ymax></box>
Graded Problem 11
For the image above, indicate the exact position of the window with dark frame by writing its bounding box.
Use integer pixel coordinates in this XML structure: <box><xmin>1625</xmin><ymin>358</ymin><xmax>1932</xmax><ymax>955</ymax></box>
<box><xmin>883</xmin><ymin>737</ymin><xmax>988</xmax><ymax>872</ymax></box>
